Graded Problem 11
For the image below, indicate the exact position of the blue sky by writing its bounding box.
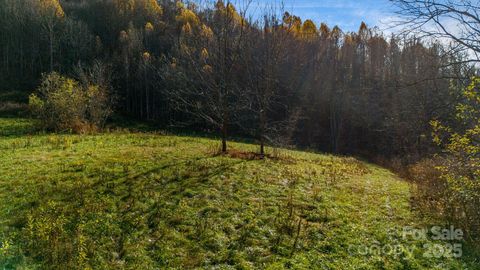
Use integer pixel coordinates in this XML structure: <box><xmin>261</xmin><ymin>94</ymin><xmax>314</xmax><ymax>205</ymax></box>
<box><xmin>246</xmin><ymin>0</ymin><xmax>397</xmax><ymax>33</ymax></box>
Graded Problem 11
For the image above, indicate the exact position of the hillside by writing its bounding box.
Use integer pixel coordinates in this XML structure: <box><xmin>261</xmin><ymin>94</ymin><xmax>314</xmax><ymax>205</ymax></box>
<box><xmin>0</xmin><ymin>117</ymin><xmax>475</xmax><ymax>269</ymax></box>
<box><xmin>1</xmin><ymin>0</ymin><xmax>479</xmax><ymax>268</ymax></box>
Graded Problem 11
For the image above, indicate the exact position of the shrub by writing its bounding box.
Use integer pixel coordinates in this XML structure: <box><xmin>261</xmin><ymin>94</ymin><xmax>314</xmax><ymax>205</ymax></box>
<box><xmin>408</xmin><ymin>157</ymin><xmax>480</xmax><ymax>245</ymax></box>
<box><xmin>86</xmin><ymin>84</ymin><xmax>112</xmax><ymax>128</ymax></box>
<box><xmin>432</xmin><ymin>78</ymin><xmax>480</xmax><ymax>243</ymax></box>
<box><xmin>407</xmin><ymin>158</ymin><xmax>448</xmax><ymax>212</ymax></box>
<box><xmin>409</xmin><ymin>77</ymin><xmax>480</xmax><ymax>246</ymax></box>
<box><xmin>29</xmin><ymin>72</ymin><xmax>112</xmax><ymax>133</ymax></box>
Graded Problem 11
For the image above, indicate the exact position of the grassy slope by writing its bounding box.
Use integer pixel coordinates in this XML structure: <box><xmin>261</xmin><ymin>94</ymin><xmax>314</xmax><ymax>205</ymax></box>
<box><xmin>0</xmin><ymin>117</ymin><xmax>475</xmax><ymax>269</ymax></box>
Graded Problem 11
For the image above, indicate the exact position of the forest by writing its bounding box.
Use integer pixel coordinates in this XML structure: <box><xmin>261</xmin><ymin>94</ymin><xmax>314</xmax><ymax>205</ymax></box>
<box><xmin>1</xmin><ymin>0</ymin><xmax>475</xmax><ymax>158</ymax></box>
<box><xmin>0</xmin><ymin>0</ymin><xmax>479</xmax><ymax>268</ymax></box>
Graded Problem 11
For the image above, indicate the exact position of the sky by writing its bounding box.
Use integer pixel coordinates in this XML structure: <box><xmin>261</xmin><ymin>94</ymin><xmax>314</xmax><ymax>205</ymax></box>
<box><xmin>246</xmin><ymin>0</ymin><xmax>398</xmax><ymax>33</ymax></box>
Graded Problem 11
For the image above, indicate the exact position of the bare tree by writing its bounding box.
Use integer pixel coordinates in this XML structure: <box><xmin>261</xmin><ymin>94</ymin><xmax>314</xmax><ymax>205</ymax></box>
<box><xmin>241</xmin><ymin>12</ymin><xmax>290</xmax><ymax>157</ymax></box>
<box><xmin>391</xmin><ymin>0</ymin><xmax>480</xmax><ymax>63</ymax></box>
<box><xmin>167</xmin><ymin>0</ymin><xmax>250</xmax><ymax>153</ymax></box>
<box><xmin>37</xmin><ymin>0</ymin><xmax>65</xmax><ymax>71</ymax></box>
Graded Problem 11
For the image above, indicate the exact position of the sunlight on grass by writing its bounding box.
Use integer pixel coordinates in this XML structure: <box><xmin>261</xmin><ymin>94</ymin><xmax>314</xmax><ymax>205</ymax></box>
<box><xmin>0</xmin><ymin>118</ymin><xmax>474</xmax><ymax>269</ymax></box>
<box><xmin>0</xmin><ymin>118</ymin><xmax>37</xmax><ymax>136</ymax></box>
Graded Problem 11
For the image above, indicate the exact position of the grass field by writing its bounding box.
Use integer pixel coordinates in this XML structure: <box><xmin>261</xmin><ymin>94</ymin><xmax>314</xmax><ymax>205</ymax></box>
<box><xmin>0</xmin><ymin>117</ymin><xmax>477</xmax><ymax>269</ymax></box>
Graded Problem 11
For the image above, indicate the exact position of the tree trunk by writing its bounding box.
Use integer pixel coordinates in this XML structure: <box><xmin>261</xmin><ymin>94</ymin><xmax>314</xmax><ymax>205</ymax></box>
<box><xmin>330</xmin><ymin>99</ymin><xmax>339</xmax><ymax>153</ymax></box>
<box><xmin>145</xmin><ymin>67</ymin><xmax>149</xmax><ymax>120</ymax></box>
<box><xmin>260</xmin><ymin>140</ymin><xmax>265</xmax><ymax>157</ymax></box>
<box><xmin>221</xmin><ymin>121</ymin><xmax>227</xmax><ymax>153</ymax></box>
<box><xmin>259</xmin><ymin>109</ymin><xmax>266</xmax><ymax>157</ymax></box>
<box><xmin>49</xmin><ymin>27</ymin><xmax>54</xmax><ymax>72</ymax></box>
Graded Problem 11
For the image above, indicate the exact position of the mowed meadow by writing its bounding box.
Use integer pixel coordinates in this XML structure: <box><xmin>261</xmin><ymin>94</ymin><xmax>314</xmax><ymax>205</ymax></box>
<box><xmin>0</xmin><ymin>115</ymin><xmax>477</xmax><ymax>269</ymax></box>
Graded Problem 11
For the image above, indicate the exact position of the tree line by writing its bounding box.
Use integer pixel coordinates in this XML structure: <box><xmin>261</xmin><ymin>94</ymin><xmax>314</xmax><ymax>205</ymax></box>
<box><xmin>0</xmin><ymin>0</ymin><xmax>476</xmax><ymax>161</ymax></box>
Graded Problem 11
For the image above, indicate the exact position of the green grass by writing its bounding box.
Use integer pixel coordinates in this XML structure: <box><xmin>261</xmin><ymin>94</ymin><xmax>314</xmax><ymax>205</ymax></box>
<box><xmin>0</xmin><ymin>117</ymin><xmax>477</xmax><ymax>269</ymax></box>
<box><xmin>0</xmin><ymin>118</ymin><xmax>38</xmax><ymax>136</ymax></box>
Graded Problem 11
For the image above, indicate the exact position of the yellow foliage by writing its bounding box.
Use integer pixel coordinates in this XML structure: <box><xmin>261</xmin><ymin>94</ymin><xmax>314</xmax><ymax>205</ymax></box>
<box><xmin>176</xmin><ymin>1</ymin><xmax>185</xmax><ymax>9</ymax></box>
<box><xmin>0</xmin><ymin>239</ymin><xmax>10</xmax><ymax>257</ymax></box>
<box><xmin>143</xmin><ymin>51</ymin><xmax>151</xmax><ymax>62</ymax></box>
<box><xmin>226</xmin><ymin>3</ymin><xmax>237</xmax><ymax>15</ymax></box>
<box><xmin>301</xmin><ymin>19</ymin><xmax>318</xmax><ymax>40</ymax></box>
<box><xmin>344</xmin><ymin>34</ymin><xmax>354</xmax><ymax>44</ymax></box>
<box><xmin>145</xmin><ymin>22</ymin><xmax>154</xmax><ymax>32</ymax></box>
<box><xmin>142</xmin><ymin>0</ymin><xmax>163</xmax><ymax>16</ymax></box>
<box><xmin>319</xmin><ymin>23</ymin><xmax>330</xmax><ymax>36</ymax></box>
<box><xmin>201</xmin><ymin>48</ymin><xmax>209</xmax><ymax>60</ymax></box>
<box><xmin>282</xmin><ymin>12</ymin><xmax>302</xmax><ymax>35</ymax></box>
<box><xmin>202</xmin><ymin>64</ymin><xmax>213</xmax><ymax>74</ymax></box>
<box><xmin>39</xmin><ymin>0</ymin><xmax>64</xmax><ymax>18</ymax></box>
<box><xmin>182</xmin><ymin>23</ymin><xmax>192</xmax><ymax>34</ymax></box>
<box><xmin>115</xmin><ymin>0</ymin><xmax>162</xmax><ymax>16</ymax></box>
<box><xmin>214</xmin><ymin>1</ymin><xmax>245</xmax><ymax>26</ymax></box>
<box><xmin>176</xmin><ymin>8</ymin><xmax>200</xmax><ymax>26</ymax></box>
<box><xmin>431</xmin><ymin>77</ymin><xmax>480</xmax><ymax>182</ymax></box>
<box><xmin>200</xmin><ymin>24</ymin><xmax>213</xmax><ymax>39</ymax></box>
<box><xmin>465</xmin><ymin>77</ymin><xmax>480</xmax><ymax>104</ymax></box>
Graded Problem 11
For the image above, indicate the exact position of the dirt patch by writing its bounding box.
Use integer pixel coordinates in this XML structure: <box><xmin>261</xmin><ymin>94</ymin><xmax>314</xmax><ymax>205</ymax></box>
<box><xmin>214</xmin><ymin>149</ymin><xmax>295</xmax><ymax>163</ymax></box>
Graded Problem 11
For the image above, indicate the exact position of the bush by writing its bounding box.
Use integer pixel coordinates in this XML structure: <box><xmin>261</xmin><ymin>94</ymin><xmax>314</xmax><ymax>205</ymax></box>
<box><xmin>29</xmin><ymin>72</ymin><xmax>112</xmax><ymax>133</ymax></box>
<box><xmin>408</xmin><ymin>78</ymin><xmax>480</xmax><ymax>246</ymax></box>
<box><xmin>408</xmin><ymin>158</ymin><xmax>480</xmax><ymax>245</ymax></box>
<box><xmin>407</xmin><ymin>158</ymin><xmax>448</xmax><ymax>212</ymax></box>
